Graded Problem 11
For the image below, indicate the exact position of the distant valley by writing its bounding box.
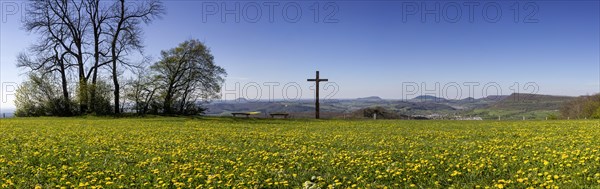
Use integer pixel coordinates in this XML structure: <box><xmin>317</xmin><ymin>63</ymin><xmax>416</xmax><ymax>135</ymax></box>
<box><xmin>204</xmin><ymin>93</ymin><xmax>575</xmax><ymax>120</ymax></box>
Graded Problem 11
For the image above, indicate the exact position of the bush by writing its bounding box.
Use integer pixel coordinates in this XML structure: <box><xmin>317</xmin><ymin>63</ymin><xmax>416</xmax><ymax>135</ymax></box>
<box><xmin>15</xmin><ymin>74</ymin><xmax>76</xmax><ymax>117</ymax></box>
<box><xmin>87</xmin><ymin>82</ymin><xmax>114</xmax><ymax>115</ymax></box>
<box><xmin>592</xmin><ymin>106</ymin><xmax>600</xmax><ymax>119</ymax></box>
<box><xmin>547</xmin><ymin>113</ymin><xmax>558</xmax><ymax>120</ymax></box>
<box><xmin>351</xmin><ymin>107</ymin><xmax>407</xmax><ymax>119</ymax></box>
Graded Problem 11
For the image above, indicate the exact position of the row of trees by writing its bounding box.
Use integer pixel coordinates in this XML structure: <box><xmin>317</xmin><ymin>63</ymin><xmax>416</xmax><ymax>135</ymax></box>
<box><xmin>560</xmin><ymin>94</ymin><xmax>600</xmax><ymax>119</ymax></box>
<box><xmin>15</xmin><ymin>0</ymin><xmax>226</xmax><ymax>117</ymax></box>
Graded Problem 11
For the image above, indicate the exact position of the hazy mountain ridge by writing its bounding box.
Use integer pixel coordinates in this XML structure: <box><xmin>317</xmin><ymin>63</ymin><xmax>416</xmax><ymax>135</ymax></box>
<box><xmin>204</xmin><ymin>93</ymin><xmax>569</xmax><ymax>119</ymax></box>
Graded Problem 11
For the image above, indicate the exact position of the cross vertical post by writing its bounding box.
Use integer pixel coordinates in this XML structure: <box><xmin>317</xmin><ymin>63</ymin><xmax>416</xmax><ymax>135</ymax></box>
<box><xmin>307</xmin><ymin>71</ymin><xmax>328</xmax><ymax>119</ymax></box>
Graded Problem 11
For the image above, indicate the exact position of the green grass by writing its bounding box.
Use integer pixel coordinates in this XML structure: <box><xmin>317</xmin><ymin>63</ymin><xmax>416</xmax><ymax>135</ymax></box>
<box><xmin>0</xmin><ymin>117</ymin><xmax>599</xmax><ymax>188</ymax></box>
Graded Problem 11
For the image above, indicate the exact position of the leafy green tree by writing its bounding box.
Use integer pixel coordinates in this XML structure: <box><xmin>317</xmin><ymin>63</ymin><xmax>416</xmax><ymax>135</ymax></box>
<box><xmin>125</xmin><ymin>68</ymin><xmax>159</xmax><ymax>115</ymax></box>
<box><xmin>151</xmin><ymin>39</ymin><xmax>226</xmax><ymax>114</ymax></box>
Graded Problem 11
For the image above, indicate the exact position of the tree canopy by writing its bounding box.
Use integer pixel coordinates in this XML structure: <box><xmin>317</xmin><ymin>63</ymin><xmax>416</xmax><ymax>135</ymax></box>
<box><xmin>15</xmin><ymin>1</ymin><xmax>226</xmax><ymax>117</ymax></box>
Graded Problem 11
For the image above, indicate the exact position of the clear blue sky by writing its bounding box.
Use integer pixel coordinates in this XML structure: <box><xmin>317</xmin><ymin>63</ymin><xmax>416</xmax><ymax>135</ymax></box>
<box><xmin>1</xmin><ymin>1</ymin><xmax>599</xmax><ymax>109</ymax></box>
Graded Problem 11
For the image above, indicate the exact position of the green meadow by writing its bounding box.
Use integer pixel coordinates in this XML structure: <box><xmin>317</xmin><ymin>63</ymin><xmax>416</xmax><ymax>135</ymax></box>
<box><xmin>0</xmin><ymin>118</ymin><xmax>599</xmax><ymax>188</ymax></box>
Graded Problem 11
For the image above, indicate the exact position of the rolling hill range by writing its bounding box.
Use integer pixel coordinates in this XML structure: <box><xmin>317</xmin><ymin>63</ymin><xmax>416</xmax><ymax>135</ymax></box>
<box><xmin>463</xmin><ymin>93</ymin><xmax>575</xmax><ymax>120</ymax></box>
<box><xmin>487</xmin><ymin>93</ymin><xmax>575</xmax><ymax>110</ymax></box>
<box><xmin>204</xmin><ymin>98</ymin><xmax>458</xmax><ymax>117</ymax></box>
<box><xmin>203</xmin><ymin>93</ymin><xmax>575</xmax><ymax>120</ymax></box>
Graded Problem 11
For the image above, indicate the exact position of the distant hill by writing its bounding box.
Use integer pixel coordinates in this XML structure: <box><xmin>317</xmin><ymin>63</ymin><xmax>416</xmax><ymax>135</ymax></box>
<box><xmin>462</xmin><ymin>93</ymin><xmax>576</xmax><ymax>120</ymax></box>
<box><xmin>488</xmin><ymin>93</ymin><xmax>574</xmax><ymax>111</ymax></box>
<box><xmin>461</xmin><ymin>97</ymin><xmax>476</xmax><ymax>101</ymax></box>
<box><xmin>0</xmin><ymin>112</ymin><xmax>14</xmax><ymax>118</ymax></box>
<box><xmin>412</xmin><ymin>95</ymin><xmax>447</xmax><ymax>102</ymax></box>
<box><xmin>356</xmin><ymin>96</ymin><xmax>383</xmax><ymax>101</ymax></box>
<box><xmin>483</xmin><ymin>95</ymin><xmax>509</xmax><ymax>101</ymax></box>
<box><xmin>205</xmin><ymin>101</ymin><xmax>314</xmax><ymax>116</ymax></box>
<box><xmin>398</xmin><ymin>102</ymin><xmax>455</xmax><ymax>111</ymax></box>
<box><xmin>202</xmin><ymin>93</ymin><xmax>578</xmax><ymax>120</ymax></box>
<box><xmin>205</xmin><ymin>97</ymin><xmax>457</xmax><ymax>117</ymax></box>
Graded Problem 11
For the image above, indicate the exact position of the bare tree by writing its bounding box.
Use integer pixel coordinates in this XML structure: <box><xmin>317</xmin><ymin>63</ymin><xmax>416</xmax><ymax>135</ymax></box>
<box><xmin>23</xmin><ymin>0</ymin><xmax>96</xmax><ymax>113</ymax></box>
<box><xmin>17</xmin><ymin>44</ymin><xmax>72</xmax><ymax>113</ymax></box>
<box><xmin>21</xmin><ymin>0</ymin><xmax>163</xmax><ymax>115</ymax></box>
<box><xmin>106</xmin><ymin>0</ymin><xmax>164</xmax><ymax>114</ymax></box>
<box><xmin>84</xmin><ymin>0</ymin><xmax>112</xmax><ymax>112</ymax></box>
<box><xmin>19</xmin><ymin>3</ymin><xmax>74</xmax><ymax>114</ymax></box>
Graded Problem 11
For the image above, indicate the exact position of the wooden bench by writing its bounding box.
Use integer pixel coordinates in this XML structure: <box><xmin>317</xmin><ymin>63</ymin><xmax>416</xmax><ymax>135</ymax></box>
<box><xmin>232</xmin><ymin>112</ymin><xmax>260</xmax><ymax>118</ymax></box>
<box><xmin>269</xmin><ymin>113</ymin><xmax>289</xmax><ymax>119</ymax></box>
<box><xmin>231</xmin><ymin>112</ymin><xmax>251</xmax><ymax>118</ymax></box>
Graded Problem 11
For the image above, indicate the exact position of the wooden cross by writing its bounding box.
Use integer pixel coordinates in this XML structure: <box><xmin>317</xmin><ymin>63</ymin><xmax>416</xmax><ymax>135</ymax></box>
<box><xmin>307</xmin><ymin>71</ymin><xmax>328</xmax><ymax>119</ymax></box>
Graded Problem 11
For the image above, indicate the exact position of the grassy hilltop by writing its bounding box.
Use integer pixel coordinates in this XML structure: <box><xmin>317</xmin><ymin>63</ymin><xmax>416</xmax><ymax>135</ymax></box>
<box><xmin>0</xmin><ymin>117</ymin><xmax>599</xmax><ymax>188</ymax></box>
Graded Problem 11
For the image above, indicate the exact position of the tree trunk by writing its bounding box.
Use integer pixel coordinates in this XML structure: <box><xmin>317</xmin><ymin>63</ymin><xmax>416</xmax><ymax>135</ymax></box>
<box><xmin>164</xmin><ymin>92</ymin><xmax>173</xmax><ymax>114</ymax></box>
<box><xmin>76</xmin><ymin>38</ymin><xmax>87</xmax><ymax>113</ymax></box>
<box><xmin>90</xmin><ymin>31</ymin><xmax>100</xmax><ymax>112</ymax></box>
<box><xmin>90</xmin><ymin>0</ymin><xmax>102</xmax><ymax>113</ymax></box>
<box><xmin>110</xmin><ymin>0</ymin><xmax>125</xmax><ymax>115</ymax></box>
<box><xmin>113</xmin><ymin>65</ymin><xmax>120</xmax><ymax>114</ymax></box>
<box><xmin>111</xmin><ymin>41</ymin><xmax>120</xmax><ymax>114</ymax></box>
<box><xmin>179</xmin><ymin>84</ymin><xmax>191</xmax><ymax>113</ymax></box>
<box><xmin>144</xmin><ymin>89</ymin><xmax>156</xmax><ymax>114</ymax></box>
<box><xmin>59</xmin><ymin>59</ymin><xmax>71</xmax><ymax>115</ymax></box>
